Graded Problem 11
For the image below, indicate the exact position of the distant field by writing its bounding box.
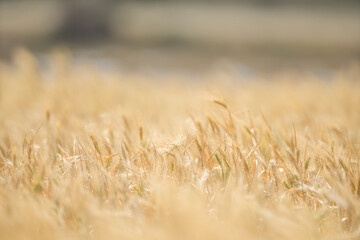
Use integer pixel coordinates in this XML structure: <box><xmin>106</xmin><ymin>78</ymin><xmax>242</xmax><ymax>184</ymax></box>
<box><xmin>0</xmin><ymin>49</ymin><xmax>359</xmax><ymax>240</ymax></box>
<box><xmin>111</xmin><ymin>2</ymin><xmax>360</xmax><ymax>50</ymax></box>
<box><xmin>1</xmin><ymin>1</ymin><xmax>359</xmax><ymax>48</ymax></box>
<box><xmin>1</xmin><ymin>1</ymin><xmax>359</xmax><ymax>73</ymax></box>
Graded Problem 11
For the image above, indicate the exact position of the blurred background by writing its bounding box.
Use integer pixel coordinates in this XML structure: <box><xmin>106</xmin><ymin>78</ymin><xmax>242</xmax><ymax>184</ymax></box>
<box><xmin>0</xmin><ymin>0</ymin><xmax>359</xmax><ymax>75</ymax></box>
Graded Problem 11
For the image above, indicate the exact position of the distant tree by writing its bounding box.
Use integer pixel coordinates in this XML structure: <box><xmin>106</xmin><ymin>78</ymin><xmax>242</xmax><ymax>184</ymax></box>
<box><xmin>60</xmin><ymin>0</ymin><xmax>111</xmax><ymax>40</ymax></box>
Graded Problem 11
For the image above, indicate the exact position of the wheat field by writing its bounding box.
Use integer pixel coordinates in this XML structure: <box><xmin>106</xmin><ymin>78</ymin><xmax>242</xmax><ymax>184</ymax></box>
<box><xmin>0</xmin><ymin>48</ymin><xmax>359</xmax><ymax>240</ymax></box>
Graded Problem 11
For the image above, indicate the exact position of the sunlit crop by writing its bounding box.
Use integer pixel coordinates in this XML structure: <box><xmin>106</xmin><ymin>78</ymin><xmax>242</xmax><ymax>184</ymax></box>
<box><xmin>0</xmin><ymin>48</ymin><xmax>359</xmax><ymax>240</ymax></box>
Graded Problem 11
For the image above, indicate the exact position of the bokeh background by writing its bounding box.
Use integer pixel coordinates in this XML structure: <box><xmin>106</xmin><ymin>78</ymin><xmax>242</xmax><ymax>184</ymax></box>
<box><xmin>1</xmin><ymin>0</ymin><xmax>359</xmax><ymax>75</ymax></box>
